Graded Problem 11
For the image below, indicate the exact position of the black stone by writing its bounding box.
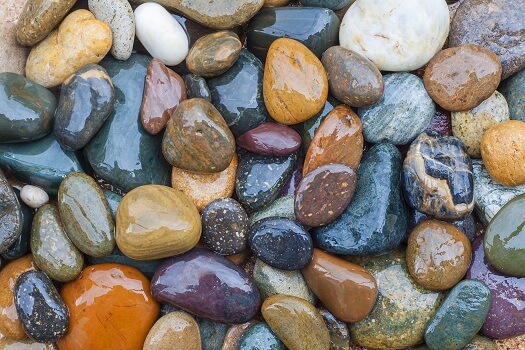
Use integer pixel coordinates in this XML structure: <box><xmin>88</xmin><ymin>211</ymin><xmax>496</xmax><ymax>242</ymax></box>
<box><xmin>0</xmin><ymin>169</ymin><xmax>22</xmax><ymax>255</ymax></box>
<box><xmin>2</xmin><ymin>188</ymin><xmax>32</xmax><ymax>260</ymax></box>
<box><xmin>183</xmin><ymin>74</ymin><xmax>212</xmax><ymax>101</ymax></box>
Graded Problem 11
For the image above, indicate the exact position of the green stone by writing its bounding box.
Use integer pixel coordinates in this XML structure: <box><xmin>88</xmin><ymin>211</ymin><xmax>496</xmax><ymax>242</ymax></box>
<box><xmin>299</xmin><ymin>96</ymin><xmax>341</xmax><ymax>154</ymax></box>
<box><xmin>197</xmin><ymin>317</ymin><xmax>229</xmax><ymax>350</ymax></box>
<box><xmin>249</xmin><ymin>195</ymin><xmax>296</xmax><ymax>225</ymax></box>
<box><xmin>0</xmin><ymin>169</ymin><xmax>22</xmax><ymax>254</ymax></box>
<box><xmin>238</xmin><ymin>322</ymin><xmax>286</xmax><ymax>350</ymax></box>
<box><xmin>2</xmin><ymin>188</ymin><xmax>33</xmax><ymax>260</ymax></box>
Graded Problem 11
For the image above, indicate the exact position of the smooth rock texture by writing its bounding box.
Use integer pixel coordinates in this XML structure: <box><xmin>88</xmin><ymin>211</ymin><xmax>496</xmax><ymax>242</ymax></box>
<box><xmin>116</xmin><ymin>185</ymin><xmax>201</xmax><ymax>260</ymax></box>
<box><xmin>184</xmin><ymin>74</ymin><xmax>211</xmax><ymax>101</ymax></box>
<box><xmin>54</xmin><ymin>64</ymin><xmax>115</xmax><ymax>151</ymax></box>
<box><xmin>20</xmin><ymin>185</ymin><xmax>48</xmax><ymax>209</ymax></box>
<box><xmin>0</xmin><ymin>1</ymin><xmax>30</xmax><ymax>76</ymax></box>
<box><xmin>143</xmin><ymin>311</ymin><xmax>201</xmax><ymax>350</ymax></box>
<box><xmin>151</xmin><ymin>248</ymin><xmax>261</xmax><ymax>324</ymax></box>
<box><xmin>313</xmin><ymin>143</ymin><xmax>407</xmax><ymax>255</ymax></box>
<box><xmin>57</xmin><ymin>263</ymin><xmax>160</xmax><ymax>350</ymax></box>
<box><xmin>14</xmin><ymin>271</ymin><xmax>69</xmax><ymax>343</ymax></box>
<box><xmin>0</xmin><ymin>72</ymin><xmax>57</xmax><ymax>143</ymax></box>
<box><xmin>358</xmin><ymin>73</ymin><xmax>435</xmax><ymax>145</ymax></box>
<box><xmin>501</xmin><ymin>68</ymin><xmax>525</xmax><ymax>122</ymax></box>
<box><xmin>302</xmin><ymin>249</ymin><xmax>377</xmax><ymax>322</ymax></box>
<box><xmin>25</xmin><ymin>10</ymin><xmax>112</xmax><ymax>88</ymax></box>
<box><xmin>319</xmin><ymin>308</ymin><xmax>351</xmax><ymax>350</ymax></box>
<box><xmin>264</xmin><ymin>38</ymin><xmax>328</xmax><ymax>125</ymax></box>
<box><xmin>197</xmin><ymin>317</ymin><xmax>229</xmax><ymax>350</ymax></box>
<box><xmin>238</xmin><ymin>322</ymin><xmax>285</xmax><ymax>350</ymax></box>
<box><xmin>0</xmin><ymin>169</ymin><xmax>22</xmax><ymax>255</ymax></box>
<box><xmin>299</xmin><ymin>96</ymin><xmax>341</xmax><ymax>154</ymax></box>
<box><xmin>249</xmin><ymin>196</ymin><xmax>296</xmax><ymax>225</ymax></box>
<box><xmin>3</xmin><ymin>188</ymin><xmax>33</xmax><ymax>261</ymax></box>
<box><xmin>237</xmin><ymin>122</ymin><xmax>301</xmax><ymax>157</ymax></box>
<box><xmin>449</xmin><ymin>0</ymin><xmax>525</xmax><ymax>79</ymax></box>
<box><xmin>407</xmin><ymin>209</ymin><xmax>476</xmax><ymax>243</ymax></box>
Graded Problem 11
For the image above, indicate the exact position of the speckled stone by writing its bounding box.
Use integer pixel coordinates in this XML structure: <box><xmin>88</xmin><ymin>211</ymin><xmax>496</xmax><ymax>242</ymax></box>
<box><xmin>249</xmin><ymin>196</ymin><xmax>296</xmax><ymax>225</ymax></box>
<box><xmin>319</xmin><ymin>308</ymin><xmax>351</xmax><ymax>350</ymax></box>
<box><xmin>426</xmin><ymin>108</ymin><xmax>453</xmax><ymax>136</ymax></box>
<box><xmin>0</xmin><ymin>169</ymin><xmax>22</xmax><ymax>255</ymax></box>
<box><xmin>238</xmin><ymin>322</ymin><xmax>286</xmax><ymax>350</ymax></box>
<box><xmin>143</xmin><ymin>311</ymin><xmax>201</xmax><ymax>350</ymax></box>
<box><xmin>358</xmin><ymin>73</ymin><xmax>435</xmax><ymax>145</ymax></box>
<box><xmin>197</xmin><ymin>317</ymin><xmax>229</xmax><ymax>350</ymax></box>
<box><xmin>2</xmin><ymin>188</ymin><xmax>33</xmax><ymax>261</ymax></box>
<box><xmin>278</xmin><ymin>160</ymin><xmax>303</xmax><ymax>198</ymax></box>
<box><xmin>236</xmin><ymin>122</ymin><xmax>302</xmax><ymax>157</ymax></box>
<box><xmin>495</xmin><ymin>335</ymin><xmax>525</xmax><ymax>350</ymax></box>
<box><xmin>501</xmin><ymin>68</ymin><xmax>525</xmax><ymax>122</ymax></box>
<box><xmin>184</xmin><ymin>74</ymin><xmax>211</xmax><ymax>101</ymax></box>
<box><xmin>14</xmin><ymin>270</ymin><xmax>69</xmax><ymax>343</ymax></box>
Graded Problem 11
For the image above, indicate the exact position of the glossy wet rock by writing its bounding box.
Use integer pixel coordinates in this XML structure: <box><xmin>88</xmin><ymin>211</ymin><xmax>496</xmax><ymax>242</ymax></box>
<box><xmin>141</xmin><ymin>58</ymin><xmax>186</xmax><ymax>135</ymax></box>
<box><xmin>143</xmin><ymin>311</ymin><xmax>201</xmax><ymax>350</ymax></box>
<box><xmin>313</xmin><ymin>143</ymin><xmax>407</xmax><ymax>255</ymax></box>
<box><xmin>358</xmin><ymin>73</ymin><xmax>435</xmax><ymax>145</ymax></box>
<box><xmin>14</xmin><ymin>271</ymin><xmax>69</xmax><ymax>343</ymax></box>
<box><xmin>238</xmin><ymin>322</ymin><xmax>285</xmax><ymax>350</ymax></box>
<box><xmin>299</xmin><ymin>96</ymin><xmax>341</xmax><ymax>154</ymax></box>
<box><xmin>319</xmin><ymin>308</ymin><xmax>351</xmax><ymax>350</ymax></box>
<box><xmin>403</xmin><ymin>131</ymin><xmax>474</xmax><ymax>220</ymax></box>
<box><xmin>264</xmin><ymin>38</ymin><xmax>328</xmax><ymax>125</ymax></box>
<box><xmin>249</xmin><ymin>196</ymin><xmax>296</xmax><ymax>225</ymax></box>
<box><xmin>57</xmin><ymin>263</ymin><xmax>160</xmax><ymax>350</ymax></box>
<box><xmin>237</xmin><ymin>122</ymin><xmax>301</xmax><ymax>157</ymax></box>
<box><xmin>0</xmin><ymin>72</ymin><xmax>57</xmax><ymax>143</ymax></box>
<box><xmin>300</xmin><ymin>0</ymin><xmax>351</xmax><ymax>10</ymax></box>
<box><xmin>3</xmin><ymin>188</ymin><xmax>33</xmax><ymax>261</ymax></box>
<box><xmin>116</xmin><ymin>185</ymin><xmax>201</xmax><ymax>260</ymax></box>
<box><xmin>102</xmin><ymin>189</ymin><xmax>122</xmax><ymax>219</ymax></box>
<box><xmin>407</xmin><ymin>209</ymin><xmax>476</xmax><ymax>242</ymax></box>
<box><xmin>278</xmin><ymin>161</ymin><xmax>303</xmax><ymax>198</ymax></box>
<box><xmin>222</xmin><ymin>322</ymin><xmax>256</xmax><ymax>350</ymax></box>
<box><xmin>184</xmin><ymin>74</ymin><xmax>211</xmax><ymax>101</ymax></box>
<box><xmin>501</xmin><ymin>68</ymin><xmax>525</xmax><ymax>122</ymax></box>
<box><xmin>0</xmin><ymin>169</ymin><xmax>22</xmax><ymax>255</ymax></box>
<box><xmin>151</xmin><ymin>248</ymin><xmax>261</xmax><ymax>324</ymax></box>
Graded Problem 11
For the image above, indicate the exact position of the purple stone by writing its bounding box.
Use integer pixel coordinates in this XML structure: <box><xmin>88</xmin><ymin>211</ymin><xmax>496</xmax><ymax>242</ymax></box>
<box><xmin>236</xmin><ymin>122</ymin><xmax>302</xmax><ymax>156</ymax></box>
<box><xmin>278</xmin><ymin>159</ymin><xmax>303</xmax><ymax>198</ymax></box>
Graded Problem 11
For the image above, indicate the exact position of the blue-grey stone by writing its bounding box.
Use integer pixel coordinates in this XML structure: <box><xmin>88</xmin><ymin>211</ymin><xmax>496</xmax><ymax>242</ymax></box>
<box><xmin>501</xmin><ymin>68</ymin><xmax>525</xmax><ymax>122</ymax></box>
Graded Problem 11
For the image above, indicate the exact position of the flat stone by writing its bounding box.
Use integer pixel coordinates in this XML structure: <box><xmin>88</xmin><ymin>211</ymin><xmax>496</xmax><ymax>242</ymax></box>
<box><xmin>501</xmin><ymin>68</ymin><xmax>525</xmax><ymax>122</ymax></box>
<box><xmin>184</xmin><ymin>74</ymin><xmax>211</xmax><ymax>101</ymax></box>
<box><xmin>0</xmin><ymin>169</ymin><xmax>22</xmax><ymax>255</ymax></box>
<box><xmin>238</xmin><ymin>322</ymin><xmax>286</xmax><ymax>350</ymax></box>
<box><xmin>237</xmin><ymin>122</ymin><xmax>302</xmax><ymax>157</ymax></box>
<box><xmin>143</xmin><ymin>311</ymin><xmax>201</xmax><ymax>350</ymax></box>
<box><xmin>249</xmin><ymin>196</ymin><xmax>296</xmax><ymax>225</ymax></box>
<box><xmin>0</xmin><ymin>0</ymin><xmax>29</xmax><ymax>76</ymax></box>
<box><xmin>2</xmin><ymin>188</ymin><xmax>33</xmax><ymax>261</ymax></box>
<box><xmin>319</xmin><ymin>308</ymin><xmax>351</xmax><ymax>350</ymax></box>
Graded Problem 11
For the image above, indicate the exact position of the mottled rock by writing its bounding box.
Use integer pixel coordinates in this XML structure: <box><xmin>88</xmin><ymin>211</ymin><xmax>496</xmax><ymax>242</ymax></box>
<box><xmin>299</xmin><ymin>96</ymin><xmax>341</xmax><ymax>154</ymax></box>
<box><xmin>2</xmin><ymin>188</ymin><xmax>33</xmax><ymax>261</ymax></box>
<box><xmin>143</xmin><ymin>311</ymin><xmax>201</xmax><ymax>350</ymax></box>
<box><xmin>407</xmin><ymin>208</ymin><xmax>476</xmax><ymax>242</ymax></box>
<box><xmin>222</xmin><ymin>322</ymin><xmax>256</xmax><ymax>350</ymax></box>
<box><xmin>197</xmin><ymin>317</ymin><xmax>229</xmax><ymax>350</ymax></box>
<box><xmin>501</xmin><ymin>68</ymin><xmax>525</xmax><ymax>122</ymax></box>
<box><xmin>0</xmin><ymin>169</ymin><xmax>22</xmax><ymax>255</ymax></box>
<box><xmin>237</xmin><ymin>122</ymin><xmax>302</xmax><ymax>157</ymax></box>
<box><xmin>238</xmin><ymin>322</ymin><xmax>285</xmax><ymax>350</ymax></box>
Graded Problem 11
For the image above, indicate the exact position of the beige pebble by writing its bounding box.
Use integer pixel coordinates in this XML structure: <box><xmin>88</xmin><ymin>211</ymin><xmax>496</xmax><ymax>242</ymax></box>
<box><xmin>20</xmin><ymin>185</ymin><xmax>49</xmax><ymax>209</ymax></box>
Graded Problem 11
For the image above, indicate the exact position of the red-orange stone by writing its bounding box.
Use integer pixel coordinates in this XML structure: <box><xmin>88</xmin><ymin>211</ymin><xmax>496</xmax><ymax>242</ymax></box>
<box><xmin>57</xmin><ymin>263</ymin><xmax>160</xmax><ymax>350</ymax></box>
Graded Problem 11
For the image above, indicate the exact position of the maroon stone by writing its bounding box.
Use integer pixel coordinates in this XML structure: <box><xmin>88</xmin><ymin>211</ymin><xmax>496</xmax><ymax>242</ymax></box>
<box><xmin>236</xmin><ymin>122</ymin><xmax>302</xmax><ymax>156</ymax></box>
<box><xmin>426</xmin><ymin>108</ymin><xmax>453</xmax><ymax>136</ymax></box>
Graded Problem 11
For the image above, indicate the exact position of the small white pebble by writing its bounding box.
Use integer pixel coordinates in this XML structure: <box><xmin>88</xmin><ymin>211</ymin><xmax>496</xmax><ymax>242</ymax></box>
<box><xmin>20</xmin><ymin>185</ymin><xmax>49</xmax><ymax>209</ymax></box>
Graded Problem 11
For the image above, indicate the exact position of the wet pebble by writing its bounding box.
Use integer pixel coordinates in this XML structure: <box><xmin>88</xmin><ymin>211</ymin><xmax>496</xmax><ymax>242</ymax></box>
<box><xmin>238</xmin><ymin>322</ymin><xmax>286</xmax><ymax>350</ymax></box>
<box><xmin>143</xmin><ymin>311</ymin><xmax>201</xmax><ymax>350</ymax></box>
<box><xmin>237</xmin><ymin>122</ymin><xmax>302</xmax><ymax>157</ymax></box>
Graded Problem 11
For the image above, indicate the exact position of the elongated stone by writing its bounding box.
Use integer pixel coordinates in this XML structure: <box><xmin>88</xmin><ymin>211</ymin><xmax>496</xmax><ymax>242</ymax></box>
<box><xmin>2</xmin><ymin>188</ymin><xmax>33</xmax><ymax>261</ymax></box>
<box><xmin>236</xmin><ymin>122</ymin><xmax>302</xmax><ymax>157</ymax></box>
<box><xmin>0</xmin><ymin>169</ymin><xmax>22</xmax><ymax>255</ymax></box>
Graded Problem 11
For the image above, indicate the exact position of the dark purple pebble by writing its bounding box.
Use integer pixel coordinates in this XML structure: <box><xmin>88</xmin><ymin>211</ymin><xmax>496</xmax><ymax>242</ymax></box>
<box><xmin>236</xmin><ymin>122</ymin><xmax>302</xmax><ymax>157</ymax></box>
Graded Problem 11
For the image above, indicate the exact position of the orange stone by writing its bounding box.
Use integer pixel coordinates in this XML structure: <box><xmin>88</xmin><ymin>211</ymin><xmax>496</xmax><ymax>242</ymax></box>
<box><xmin>57</xmin><ymin>263</ymin><xmax>160</xmax><ymax>350</ymax></box>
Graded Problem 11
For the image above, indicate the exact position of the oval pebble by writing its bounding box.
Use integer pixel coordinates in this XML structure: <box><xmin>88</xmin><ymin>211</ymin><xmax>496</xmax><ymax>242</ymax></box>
<box><xmin>143</xmin><ymin>311</ymin><xmax>201</xmax><ymax>350</ymax></box>
<box><xmin>20</xmin><ymin>185</ymin><xmax>48</xmax><ymax>209</ymax></box>
<box><xmin>236</xmin><ymin>122</ymin><xmax>302</xmax><ymax>157</ymax></box>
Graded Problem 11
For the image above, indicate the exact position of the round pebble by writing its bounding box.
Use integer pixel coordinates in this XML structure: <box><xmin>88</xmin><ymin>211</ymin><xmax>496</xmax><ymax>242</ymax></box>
<box><xmin>20</xmin><ymin>185</ymin><xmax>48</xmax><ymax>209</ymax></box>
<box><xmin>143</xmin><ymin>311</ymin><xmax>201</xmax><ymax>350</ymax></box>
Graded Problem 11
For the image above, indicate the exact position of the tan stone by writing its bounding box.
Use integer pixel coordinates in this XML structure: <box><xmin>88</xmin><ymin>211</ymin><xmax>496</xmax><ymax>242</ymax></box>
<box><xmin>263</xmin><ymin>0</ymin><xmax>291</xmax><ymax>7</ymax></box>
<box><xmin>0</xmin><ymin>0</ymin><xmax>29</xmax><ymax>75</ymax></box>
<box><xmin>143</xmin><ymin>311</ymin><xmax>201</xmax><ymax>350</ymax></box>
<box><xmin>0</xmin><ymin>337</ymin><xmax>57</xmax><ymax>349</ymax></box>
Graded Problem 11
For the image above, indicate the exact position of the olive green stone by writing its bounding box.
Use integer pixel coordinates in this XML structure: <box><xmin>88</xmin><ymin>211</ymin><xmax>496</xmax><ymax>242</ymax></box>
<box><xmin>30</xmin><ymin>204</ymin><xmax>84</xmax><ymax>282</ymax></box>
<box><xmin>58</xmin><ymin>173</ymin><xmax>115</xmax><ymax>258</ymax></box>
<box><xmin>249</xmin><ymin>195</ymin><xmax>296</xmax><ymax>225</ymax></box>
<box><xmin>0</xmin><ymin>169</ymin><xmax>22</xmax><ymax>255</ymax></box>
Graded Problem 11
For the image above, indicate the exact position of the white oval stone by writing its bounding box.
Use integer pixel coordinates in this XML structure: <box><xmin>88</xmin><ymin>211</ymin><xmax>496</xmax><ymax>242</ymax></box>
<box><xmin>134</xmin><ymin>3</ymin><xmax>189</xmax><ymax>66</ymax></box>
<box><xmin>20</xmin><ymin>185</ymin><xmax>49</xmax><ymax>209</ymax></box>
<box><xmin>89</xmin><ymin>0</ymin><xmax>135</xmax><ymax>61</ymax></box>
<box><xmin>340</xmin><ymin>0</ymin><xmax>450</xmax><ymax>72</ymax></box>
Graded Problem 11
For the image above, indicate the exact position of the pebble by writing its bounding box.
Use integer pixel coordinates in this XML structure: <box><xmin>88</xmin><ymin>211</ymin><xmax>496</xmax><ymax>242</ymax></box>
<box><xmin>249</xmin><ymin>195</ymin><xmax>296</xmax><ymax>225</ymax></box>
<box><xmin>0</xmin><ymin>169</ymin><xmax>22</xmax><ymax>255</ymax></box>
<box><xmin>319</xmin><ymin>308</ymin><xmax>351</xmax><ymax>350</ymax></box>
<box><xmin>424</xmin><ymin>44</ymin><xmax>502</xmax><ymax>112</ymax></box>
<box><xmin>501</xmin><ymin>68</ymin><xmax>525</xmax><ymax>122</ymax></box>
<box><xmin>263</xmin><ymin>38</ymin><xmax>328</xmax><ymax>125</ymax></box>
<box><xmin>301</xmin><ymin>249</ymin><xmax>377</xmax><ymax>322</ymax></box>
<box><xmin>278</xmin><ymin>161</ymin><xmax>303</xmax><ymax>198</ymax></box>
<box><xmin>25</xmin><ymin>10</ymin><xmax>112</xmax><ymax>88</ymax></box>
<box><xmin>151</xmin><ymin>248</ymin><xmax>261</xmax><ymax>324</ymax></box>
<box><xmin>237</xmin><ymin>122</ymin><xmax>302</xmax><ymax>157</ymax></box>
<box><xmin>0</xmin><ymin>338</ymin><xmax>58</xmax><ymax>349</ymax></box>
<box><xmin>14</xmin><ymin>270</ymin><xmax>69</xmax><ymax>343</ymax></box>
<box><xmin>451</xmin><ymin>91</ymin><xmax>510</xmax><ymax>158</ymax></box>
<box><xmin>197</xmin><ymin>317</ymin><xmax>229</xmax><ymax>350</ymax></box>
<box><xmin>407</xmin><ymin>209</ymin><xmax>476</xmax><ymax>242</ymax></box>
<box><xmin>143</xmin><ymin>311</ymin><xmax>201</xmax><ymax>350</ymax></box>
<box><xmin>57</xmin><ymin>263</ymin><xmax>160</xmax><ymax>350</ymax></box>
<box><xmin>88</xmin><ymin>0</ymin><xmax>135</xmax><ymax>60</ymax></box>
<box><xmin>134</xmin><ymin>3</ymin><xmax>188</xmax><ymax>66</ymax></box>
<box><xmin>480</xmin><ymin>120</ymin><xmax>525</xmax><ymax>186</ymax></box>
<box><xmin>20</xmin><ymin>185</ymin><xmax>48</xmax><ymax>209</ymax></box>
<box><xmin>238</xmin><ymin>322</ymin><xmax>286</xmax><ymax>350</ymax></box>
<box><xmin>339</xmin><ymin>0</ymin><xmax>449</xmax><ymax>71</ymax></box>
<box><xmin>0</xmin><ymin>1</ymin><xmax>29</xmax><ymax>76</ymax></box>
<box><xmin>321</xmin><ymin>46</ymin><xmax>383</xmax><ymax>107</ymax></box>
<box><xmin>184</xmin><ymin>74</ymin><xmax>212</xmax><ymax>101</ymax></box>
<box><xmin>116</xmin><ymin>185</ymin><xmax>201</xmax><ymax>260</ymax></box>
<box><xmin>54</xmin><ymin>64</ymin><xmax>115</xmax><ymax>151</ymax></box>
<box><xmin>222</xmin><ymin>322</ymin><xmax>256</xmax><ymax>350</ymax></box>
<box><xmin>262</xmin><ymin>294</ymin><xmax>330</xmax><ymax>350</ymax></box>
<box><xmin>299</xmin><ymin>96</ymin><xmax>341</xmax><ymax>154</ymax></box>
<box><xmin>3</xmin><ymin>188</ymin><xmax>33</xmax><ymax>260</ymax></box>
<box><xmin>141</xmin><ymin>58</ymin><xmax>186</xmax><ymax>135</ymax></box>
<box><xmin>427</xmin><ymin>108</ymin><xmax>453</xmax><ymax>136</ymax></box>
<box><xmin>358</xmin><ymin>73</ymin><xmax>435</xmax><ymax>145</ymax></box>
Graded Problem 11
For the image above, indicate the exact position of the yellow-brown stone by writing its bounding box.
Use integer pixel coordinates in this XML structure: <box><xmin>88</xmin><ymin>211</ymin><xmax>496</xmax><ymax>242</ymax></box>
<box><xmin>143</xmin><ymin>311</ymin><xmax>201</xmax><ymax>350</ymax></box>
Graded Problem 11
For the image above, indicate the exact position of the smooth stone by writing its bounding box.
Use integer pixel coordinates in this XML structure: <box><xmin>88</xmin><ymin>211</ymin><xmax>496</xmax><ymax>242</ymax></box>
<box><xmin>318</xmin><ymin>308</ymin><xmax>351</xmax><ymax>350</ymax></box>
<box><xmin>348</xmin><ymin>249</ymin><xmax>443</xmax><ymax>349</ymax></box>
<box><xmin>278</xmin><ymin>160</ymin><xmax>303</xmax><ymax>198</ymax></box>
<box><xmin>238</xmin><ymin>322</ymin><xmax>285</xmax><ymax>350</ymax></box>
<box><xmin>466</xmin><ymin>236</ymin><xmax>525</xmax><ymax>339</ymax></box>
<box><xmin>221</xmin><ymin>322</ymin><xmax>256</xmax><ymax>350</ymax></box>
<box><xmin>19</xmin><ymin>185</ymin><xmax>48</xmax><ymax>209</ymax></box>
<box><xmin>25</xmin><ymin>10</ymin><xmax>112</xmax><ymax>88</ymax></box>
<box><xmin>197</xmin><ymin>318</ymin><xmax>228</xmax><ymax>350</ymax></box>
<box><xmin>30</xmin><ymin>204</ymin><xmax>84</xmax><ymax>282</ymax></box>
<box><xmin>235</xmin><ymin>151</ymin><xmax>297</xmax><ymax>211</ymax></box>
<box><xmin>248</xmin><ymin>218</ymin><xmax>313</xmax><ymax>270</ymax></box>
<box><xmin>322</xmin><ymin>46</ymin><xmax>383</xmax><ymax>108</ymax></box>
<box><xmin>501</xmin><ymin>68</ymin><xmax>525</xmax><ymax>122</ymax></box>
<box><xmin>116</xmin><ymin>185</ymin><xmax>201</xmax><ymax>260</ymax></box>
<box><xmin>237</xmin><ymin>122</ymin><xmax>301</xmax><ymax>157</ymax></box>
<box><xmin>0</xmin><ymin>338</ymin><xmax>58</xmax><ymax>349</ymax></box>
<box><xmin>0</xmin><ymin>1</ymin><xmax>29</xmax><ymax>76</ymax></box>
<box><xmin>14</xmin><ymin>271</ymin><xmax>69</xmax><ymax>343</ymax></box>
<box><xmin>407</xmin><ymin>209</ymin><xmax>476</xmax><ymax>242</ymax></box>
<box><xmin>0</xmin><ymin>254</ymin><xmax>38</xmax><ymax>340</ymax></box>
<box><xmin>0</xmin><ymin>169</ymin><xmax>22</xmax><ymax>255</ymax></box>
<box><xmin>171</xmin><ymin>155</ymin><xmax>237</xmax><ymax>211</ymax></box>
<box><xmin>424</xmin><ymin>44</ymin><xmax>502</xmax><ymax>112</ymax></box>
<box><xmin>151</xmin><ymin>248</ymin><xmax>261</xmax><ymax>324</ymax></box>
<box><xmin>54</xmin><ymin>64</ymin><xmax>115</xmax><ymax>151</ymax></box>
<box><xmin>299</xmin><ymin>96</ymin><xmax>341</xmax><ymax>154</ymax></box>
<box><xmin>102</xmin><ymin>189</ymin><xmax>122</xmax><ymax>219</ymax></box>
<box><xmin>299</xmin><ymin>0</ymin><xmax>351</xmax><ymax>10</ymax></box>
<box><xmin>207</xmin><ymin>49</ymin><xmax>267</xmax><ymax>137</ymax></box>
<box><xmin>313</xmin><ymin>143</ymin><xmax>407</xmax><ymax>255</ymax></box>
<box><xmin>2</xmin><ymin>189</ymin><xmax>33</xmax><ymax>261</ymax></box>
<box><xmin>262</xmin><ymin>294</ymin><xmax>330</xmax><ymax>350</ymax></box>
<box><xmin>340</xmin><ymin>0</ymin><xmax>449</xmax><ymax>71</ymax></box>
<box><xmin>252</xmin><ymin>258</ymin><xmax>315</xmax><ymax>303</ymax></box>
<box><xmin>248</xmin><ymin>196</ymin><xmax>296</xmax><ymax>225</ymax></box>
<box><xmin>247</xmin><ymin>7</ymin><xmax>339</xmax><ymax>63</ymax></box>
<box><xmin>449</xmin><ymin>0</ymin><xmax>525</xmax><ymax>79</ymax></box>
<box><xmin>302</xmin><ymin>249</ymin><xmax>377</xmax><ymax>322</ymax></box>
<box><xmin>57</xmin><ymin>263</ymin><xmax>160</xmax><ymax>350</ymax></box>
<box><xmin>201</xmin><ymin>198</ymin><xmax>248</xmax><ymax>255</ymax></box>
<box><xmin>484</xmin><ymin>194</ymin><xmax>525</xmax><ymax>276</ymax></box>
<box><xmin>184</xmin><ymin>74</ymin><xmax>211</xmax><ymax>101</ymax></box>
<box><xmin>303</xmin><ymin>105</ymin><xmax>363</xmax><ymax>175</ymax></box>
<box><xmin>465</xmin><ymin>336</ymin><xmax>498</xmax><ymax>350</ymax></box>
<box><xmin>143</xmin><ymin>311</ymin><xmax>201</xmax><ymax>350</ymax></box>
<box><xmin>264</xmin><ymin>38</ymin><xmax>328</xmax><ymax>125</ymax></box>
<box><xmin>295</xmin><ymin>163</ymin><xmax>357</xmax><ymax>227</ymax></box>
<box><xmin>58</xmin><ymin>172</ymin><xmax>115</xmax><ymax>258</ymax></box>
<box><xmin>403</xmin><ymin>131</ymin><xmax>474</xmax><ymax>220</ymax></box>
<box><xmin>16</xmin><ymin>0</ymin><xmax>76</xmax><ymax>46</ymax></box>
<box><xmin>0</xmin><ymin>72</ymin><xmax>57</xmax><ymax>143</ymax></box>
<box><xmin>358</xmin><ymin>73</ymin><xmax>435</xmax><ymax>145</ymax></box>
<box><xmin>452</xmin><ymin>91</ymin><xmax>509</xmax><ymax>158</ymax></box>
<box><xmin>85</xmin><ymin>54</ymin><xmax>172</xmax><ymax>192</ymax></box>
<box><xmin>425</xmin><ymin>280</ymin><xmax>491</xmax><ymax>350</ymax></box>
<box><xmin>141</xmin><ymin>58</ymin><xmax>186</xmax><ymax>135</ymax></box>
<box><xmin>187</xmin><ymin>31</ymin><xmax>241</xmax><ymax>78</ymax></box>
<box><xmin>480</xmin><ymin>120</ymin><xmax>525</xmax><ymax>186</ymax></box>
<box><xmin>134</xmin><ymin>3</ymin><xmax>188</xmax><ymax>66</ymax></box>
<box><xmin>406</xmin><ymin>220</ymin><xmax>472</xmax><ymax>291</ymax></box>
<box><xmin>88</xmin><ymin>0</ymin><xmax>135</xmax><ymax>60</ymax></box>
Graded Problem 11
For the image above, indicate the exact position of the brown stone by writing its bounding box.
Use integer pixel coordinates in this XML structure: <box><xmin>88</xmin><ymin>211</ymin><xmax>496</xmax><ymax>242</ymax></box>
<box><xmin>302</xmin><ymin>249</ymin><xmax>378</xmax><ymax>323</ymax></box>
<box><xmin>141</xmin><ymin>58</ymin><xmax>186</xmax><ymax>135</ymax></box>
<box><xmin>406</xmin><ymin>219</ymin><xmax>471</xmax><ymax>291</ymax></box>
<box><xmin>480</xmin><ymin>120</ymin><xmax>525</xmax><ymax>186</ymax></box>
<box><xmin>264</xmin><ymin>38</ymin><xmax>328</xmax><ymax>125</ymax></box>
<box><xmin>263</xmin><ymin>0</ymin><xmax>291</xmax><ymax>6</ymax></box>
<box><xmin>221</xmin><ymin>321</ymin><xmax>257</xmax><ymax>350</ymax></box>
<box><xmin>303</xmin><ymin>105</ymin><xmax>363</xmax><ymax>175</ymax></box>
<box><xmin>423</xmin><ymin>44</ymin><xmax>502</xmax><ymax>112</ymax></box>
<box><xmin>0</xmin><ymin>0</ymin><xmax>29</xmax><ymax>76</ymax></box>
<box><xmin>143</xmin><ymin>311</ymin><xmax>201</xmax><ymax>350</ymax></box>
